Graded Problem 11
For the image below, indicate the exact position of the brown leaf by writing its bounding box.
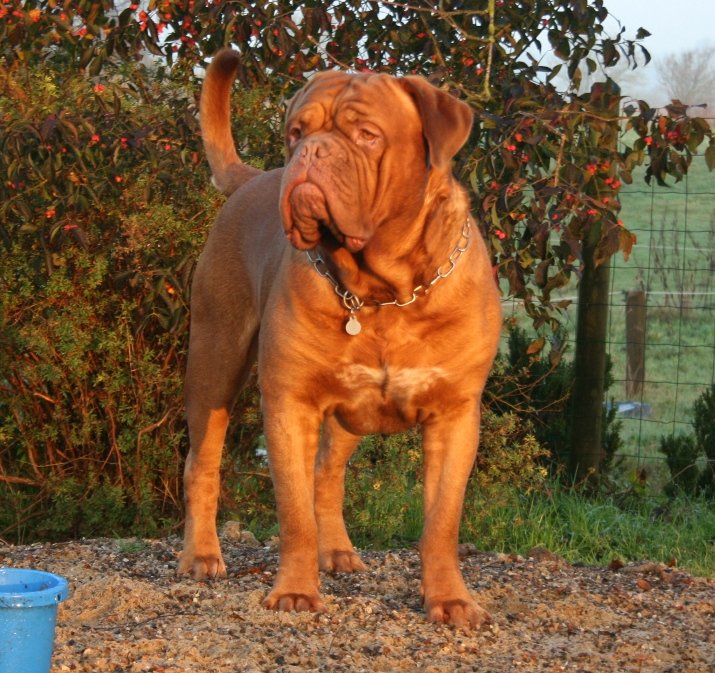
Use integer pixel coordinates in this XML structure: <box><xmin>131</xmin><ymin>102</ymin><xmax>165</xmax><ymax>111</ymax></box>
<box><xmin>526</xmin><ymin>337</ymin><xmax>546</xmax><ymax>355</ymax></box>
<box><xmin>608</xmin><ymin>558</ymin><xmax>625</xmax><ymax>571</ymax></box>
<box><xmin>636</xmin><ymin>578</ymin><xmax>652</xmax><ymax>591</ymax></box>
<box><xmin>619</xmin><ymin>228</ymin><xmax>637</xmax><ymax>262</ymax></box>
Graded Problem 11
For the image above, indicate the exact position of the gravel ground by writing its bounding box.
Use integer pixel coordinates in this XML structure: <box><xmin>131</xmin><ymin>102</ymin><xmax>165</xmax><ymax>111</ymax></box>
<box><xmin>1</xmin><ymin>528</ymin><xmax>713</xmax><ymax>673</ymax></box>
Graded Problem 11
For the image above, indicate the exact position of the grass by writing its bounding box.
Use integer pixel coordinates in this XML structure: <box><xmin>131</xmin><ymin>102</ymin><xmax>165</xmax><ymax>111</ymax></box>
<box><xmin>461</xmin><ymin>486</ymin><xmax>715</xmax><ymax>577</ymax></box>
<box><xmin>116</xmin><ymin>538</ymin><xmax>149</xmax><ymax>554</ymax></box>
<box><xmin>234</xmin><ymin>434</ymin><xmax>715</xmax><ymax>578</ymax></box>
<box><xmin>241</xmin><ymin>479</ymin><xmax>715</xmax><ymax>577</ymax></box>
<box><xmin>344</xmin><ymin>480</ymin><xmax>715</xmax><ymax>577</ymax></box>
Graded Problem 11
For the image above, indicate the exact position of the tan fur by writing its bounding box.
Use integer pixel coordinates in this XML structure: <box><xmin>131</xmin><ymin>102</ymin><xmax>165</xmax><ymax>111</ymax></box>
<box><xmin>179</xmin><ymin>48</ymin><xmax>502</xmax><ymax>629</ymax></box>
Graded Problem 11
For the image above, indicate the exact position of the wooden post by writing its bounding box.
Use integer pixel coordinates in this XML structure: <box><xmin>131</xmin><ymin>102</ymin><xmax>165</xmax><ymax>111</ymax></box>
<box><xmin>625</xmin><ymin>290</ymin><xmax>647</xmax><ymax>398</ymax></box>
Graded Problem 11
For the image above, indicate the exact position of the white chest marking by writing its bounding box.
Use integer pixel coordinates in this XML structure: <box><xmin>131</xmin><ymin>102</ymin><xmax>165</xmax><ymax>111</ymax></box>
<box><xmin>337</xmin><ymin>364</ymin><xmax>445</xmax><ymax>397</ymax></box>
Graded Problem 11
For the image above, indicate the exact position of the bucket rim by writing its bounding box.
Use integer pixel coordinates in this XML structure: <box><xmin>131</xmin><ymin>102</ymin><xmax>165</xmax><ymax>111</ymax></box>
<box><xmin>0</xmin><ymin>567</ymin><xmax>69</xmax><ymax>608</ymax></box>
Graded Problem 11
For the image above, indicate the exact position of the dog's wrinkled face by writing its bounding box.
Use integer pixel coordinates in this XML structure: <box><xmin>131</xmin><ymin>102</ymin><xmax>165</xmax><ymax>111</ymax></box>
<box><xmin>279</xmin><ymin>72</ymin><xmax>429</xmax><ymax>253</ymax></box>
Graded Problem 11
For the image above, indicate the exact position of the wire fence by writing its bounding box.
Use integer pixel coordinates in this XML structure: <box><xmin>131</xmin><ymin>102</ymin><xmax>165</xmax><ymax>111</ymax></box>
<box><xmin>604</xmin><ymin>130</ymin><xmax>715</xmax><ymax>474</ymax></box>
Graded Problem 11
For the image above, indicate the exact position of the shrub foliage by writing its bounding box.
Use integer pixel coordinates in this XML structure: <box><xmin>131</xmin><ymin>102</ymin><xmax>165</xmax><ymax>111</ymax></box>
<box><xmin>659</xmin><ymin>384</ymin><xmax>715</xmax><ymax>496</ymax></box>
<box><xmin>0</xmin><ymin>62</ymin><xmax>216</xmax><ymax>537</ymax></box>
<box><xmin>1</xmin><ymin>1</ymin><xmax>713</xmax><ymax>540</ymax></box>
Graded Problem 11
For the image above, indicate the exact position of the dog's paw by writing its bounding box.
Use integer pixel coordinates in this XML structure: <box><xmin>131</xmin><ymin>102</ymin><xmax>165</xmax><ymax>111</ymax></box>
<box><xmin>177</xmin><ymin>550</ymin><xmax>227</xmax><ymax>580</ymax></box>
<box><xmin>319</xmin><ymin>549</ymin><xmax>367</xmax><ymax>573</ymax></box>
<box><xmin>262</xmin><ymin>590</ymin><xmax>327</xmax><ymax>613</ymax></box>
<box><xmin>424</xmin><ymin>596</ymin><xmax>491</xmax><ymax>630</ymax></box>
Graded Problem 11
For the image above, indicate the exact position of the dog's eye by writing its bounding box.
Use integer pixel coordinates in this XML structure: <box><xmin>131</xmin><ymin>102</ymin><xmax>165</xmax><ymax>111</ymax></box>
<box><xmin>358</xmin><ymin>128</ymin><xmax>379</xmax><ymax>144</ymax></box>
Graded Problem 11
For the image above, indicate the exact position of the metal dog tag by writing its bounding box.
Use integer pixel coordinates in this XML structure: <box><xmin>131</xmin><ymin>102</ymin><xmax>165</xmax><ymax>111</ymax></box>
<box><xmin>345</xmin><ymin>313</ymin><xmax>362</xmax><ymax>336</ymax></box>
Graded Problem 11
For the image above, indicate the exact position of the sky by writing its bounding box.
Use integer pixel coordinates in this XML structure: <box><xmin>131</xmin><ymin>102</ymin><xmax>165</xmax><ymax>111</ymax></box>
<box><xmin>603</xmin><ymin>0</ymin><xmax>714</xmax><ymax>100</ymax></box>
<box><xmin>605</xmin><ymin>0</ymin><xmax>714</xmax><ymax>55</ymax></box>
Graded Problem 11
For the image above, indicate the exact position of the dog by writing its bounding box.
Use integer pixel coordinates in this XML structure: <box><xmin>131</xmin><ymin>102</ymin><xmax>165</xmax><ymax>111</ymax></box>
<box><xmin>179</xmin><ymin>48</ymin><xmax>501</xmax><ymax>629</ymax></box>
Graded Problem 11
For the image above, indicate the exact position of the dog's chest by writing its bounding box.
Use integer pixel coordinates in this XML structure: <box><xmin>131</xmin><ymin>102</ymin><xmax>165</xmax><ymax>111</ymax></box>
<box><xmin>329</xmin><ymin>362</ymin><xmax>448</xmax><ymax>434</ymax></box>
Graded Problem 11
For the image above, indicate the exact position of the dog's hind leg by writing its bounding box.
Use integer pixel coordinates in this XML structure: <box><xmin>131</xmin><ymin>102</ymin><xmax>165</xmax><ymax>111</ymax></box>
<box><xmin>315</xmin><ymin>416</ymin><xmax>366</xmax><ymax>573</ymax></box>
<box><xmin>179</xmin><ymin>297</ymin><xmax>259</xmax><ymax>579</ymax></box>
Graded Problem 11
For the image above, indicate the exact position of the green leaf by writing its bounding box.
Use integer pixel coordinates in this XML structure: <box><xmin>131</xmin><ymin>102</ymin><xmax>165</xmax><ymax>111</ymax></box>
<box><xmin>705</xmin><ymin>143</ymin><xmax>715</xmax><ymax>172</ymax></box>
<box><xmin>79</xmin><ymin>46</ymin><xmax>94</xmax><ymax>69</ymax></box>
<box><xmin>88</xmin><ymin>53</ymin><xmax>104</xmax><ymax>77</ymax></box>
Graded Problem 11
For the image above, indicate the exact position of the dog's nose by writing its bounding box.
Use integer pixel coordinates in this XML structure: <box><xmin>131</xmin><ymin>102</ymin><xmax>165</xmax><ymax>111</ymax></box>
<box><xmin>299</xmin><ymin>136</ymin><xmax>332</xmax><ymax>161</ymax></box>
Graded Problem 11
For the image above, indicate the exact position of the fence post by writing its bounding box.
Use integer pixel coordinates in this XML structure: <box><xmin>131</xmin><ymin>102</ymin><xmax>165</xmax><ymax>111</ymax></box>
<box><xmin>569</xmin><ymin>81</ymin><xmax>620</xmax><ymax>480</ymax></box>
<box><xmin>625</xmin><ymin>289</ymin><xmax>647</xmax><ymax>398</ymax></box>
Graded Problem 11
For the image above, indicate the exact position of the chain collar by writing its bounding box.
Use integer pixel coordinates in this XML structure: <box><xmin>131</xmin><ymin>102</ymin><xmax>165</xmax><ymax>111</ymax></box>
<box><xmin>305</xmin><ymin>219</ymin><xmax>472</xmax><ymax>335</ymax></box>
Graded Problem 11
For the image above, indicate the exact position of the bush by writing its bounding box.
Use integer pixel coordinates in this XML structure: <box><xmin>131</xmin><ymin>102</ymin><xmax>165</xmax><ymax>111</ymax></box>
<box><xmin>658</xmin><ymin>434</ymin><xmax>701</xmax><ymax>496</ymax></box>
<box><xmin>473</xmin><ymin>411</ymin><xmax>551</xmax><ymax>493</ymax></box>
<box><xmin>344</xmin><ymin>432</ymin><xmax>424</xmax><ymax>548</ymax></box>
<box><xmin>338</xmin><ymin>413</ymin><xmax>551</xmax><ymax>549</ymax></box>
<box><xmin>693</xmin><ymin>384</ymin><xmax>715</xmax><ymax>494</ymax></box>
<box><xmin>0</xmin><ymin>60</ymin><xmax>212</xmax><ymax>539</ymax></box>
<box><xmin>486</xmin><ymin>325</ymin><xmax>622</xmax><ymax>473</ymax></box>
<box><xmin>0</xmin><ymin>45</ymin><xmax>290</xmax><ymax>540</ymax></box>
<box><xmin>658</xmin><ymin>384</ymin><xmax>715</xmax><ymax>496</ymax></box>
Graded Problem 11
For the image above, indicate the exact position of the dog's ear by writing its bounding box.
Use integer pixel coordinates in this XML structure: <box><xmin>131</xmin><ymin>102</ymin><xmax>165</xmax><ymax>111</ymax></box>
<box><xmin>400</xmin><ymin>77</ymin><xmax>473</xmax><ymax>169</ymax></box>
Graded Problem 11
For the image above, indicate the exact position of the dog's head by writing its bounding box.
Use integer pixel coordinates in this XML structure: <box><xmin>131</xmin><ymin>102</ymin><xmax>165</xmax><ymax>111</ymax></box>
<box><xmin>279</xmin><ymin>71</ymin><xmax>472</xmax><ymax>252</ymax></box>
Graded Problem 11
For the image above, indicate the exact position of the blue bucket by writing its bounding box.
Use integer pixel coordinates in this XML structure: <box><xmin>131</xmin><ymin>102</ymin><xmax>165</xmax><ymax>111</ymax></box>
<box><xmin>0</xmin><ymin>568</ymin><xmax>69</xmax><ymax>673</ymax></box>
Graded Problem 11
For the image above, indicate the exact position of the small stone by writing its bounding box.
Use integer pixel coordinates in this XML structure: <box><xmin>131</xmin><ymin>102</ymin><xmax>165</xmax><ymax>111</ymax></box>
<box><xmin>458</xmin><ymin>543</ymin><xmax>478</xmax><ymax>558</ymax></box>
<box><xmin>527</xmin><ymin>546</ymin><xmax>566</xmax><ymax>564</ymax></box>
<box><xmin>221</xmin><ymin>520</ymin><xmax>243</xmax><ymax>540</ymax></box>
<box><xmin>239</xmin><ymin>530</ymin><xmax>261</xmax><ymax>548</ymax></box>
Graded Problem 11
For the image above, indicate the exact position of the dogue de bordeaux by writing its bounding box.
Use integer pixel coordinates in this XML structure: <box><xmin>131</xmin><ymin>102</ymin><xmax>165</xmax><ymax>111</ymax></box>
<box><xmin>179</xmin><ymin>48</ymin><xmax>502</xmax><ymax>629</ymax></box>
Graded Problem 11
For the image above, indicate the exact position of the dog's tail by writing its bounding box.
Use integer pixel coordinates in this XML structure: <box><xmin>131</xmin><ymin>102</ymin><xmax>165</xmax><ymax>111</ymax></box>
<box><xmin>200</xmin><ymin>49</ymin><xmax>262</xmax><ymax>196</ymax></box>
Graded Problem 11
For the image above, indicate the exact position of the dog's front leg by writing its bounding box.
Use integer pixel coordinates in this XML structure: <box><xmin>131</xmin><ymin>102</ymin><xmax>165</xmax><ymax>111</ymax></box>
<box><xmin>261</xmin><ymin>402</ymin><xmax>326</xmax><ymax>613</ymax></box>
<box><xmin>420</xmin><ymin>403</ymin><xmax>491</xmax><ymax>629</ymax></box>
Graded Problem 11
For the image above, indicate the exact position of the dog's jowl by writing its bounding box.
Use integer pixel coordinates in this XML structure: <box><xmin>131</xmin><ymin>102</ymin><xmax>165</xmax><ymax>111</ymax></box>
<box><xmin>179</xmin><ymin>48</ymin><xmax>501</xmax><ymax>629</ymax></box>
